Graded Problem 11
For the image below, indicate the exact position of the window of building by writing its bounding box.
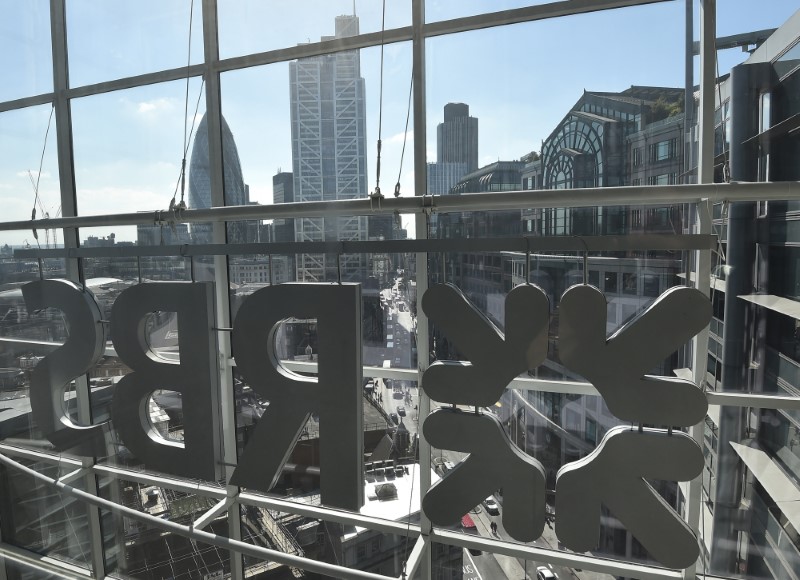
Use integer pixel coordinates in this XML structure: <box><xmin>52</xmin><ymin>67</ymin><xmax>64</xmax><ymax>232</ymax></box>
<box><xmin>623</xmin><ymin>272</ymin><xmax>637</xmax><ymax>294</ymax></box>
<box><xmin>649</xmin><ymin>138</ymin><xmax>677</xmax><ymax>162</ymax></box>
<box><xmin>604</xmin><ymin>271</ymin><xmax>618</xmax><ymax>293</ymax></box>
<box><xmin>642</xmin><ymin>274</ymin><xmax>660</xmax><ymax>297</ymax></box>
<box><xmin>585</xmin><ymin>418</ymin><xmax>597</xmax><ymax>444</ymax></box>
<box><xmin>565</xmin><ymin>409</ymin><xmax>581</xmax><ymax>434</ymax></box>
<box><xmin>633</xmin><ymin>147</ymin><xmax>643</xmax><ymax>166</ymax></box>
<box><xmin>648</xmin><ymin>173</ymin><xmax>676</xmax><ymax>185</ymax></box>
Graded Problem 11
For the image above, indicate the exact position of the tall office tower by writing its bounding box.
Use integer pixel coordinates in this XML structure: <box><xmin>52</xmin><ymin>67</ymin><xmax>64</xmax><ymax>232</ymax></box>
<box><xmin>426</xmin><ymin>103</ymin><xmax>478</xmax><ymax>195</ymax></box>
<box><xmin>289</xmin><ymin>14</ymin><xmax>368</xmax><ymax>282</ymax></box>
<box><xmin>188</xmin><ymin>112</ymin><xmax>249</xmax><ymax>245</ymax></box>
<box><xmin>272</xmin><ymin>171</ymin><xmax>295</xmax><ymax>244</ymax></box>
<box><xmin>437</xmin><ymin>102</ymin><xmax>479</xmax><ymax>173</ymax></box>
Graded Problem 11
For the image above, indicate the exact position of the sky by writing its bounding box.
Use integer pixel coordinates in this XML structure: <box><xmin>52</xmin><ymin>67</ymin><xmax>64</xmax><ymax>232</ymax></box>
<box><xmin>0</xmin><ymin>0</ymin><xmax>798</xmax><ymax>246</ymax></box>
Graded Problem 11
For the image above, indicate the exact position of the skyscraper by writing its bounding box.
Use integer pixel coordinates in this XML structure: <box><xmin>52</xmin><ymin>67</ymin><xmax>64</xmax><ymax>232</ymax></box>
<box><xmin>289</xmin><ymin>14</ymin><xmax>368</xmax><ymax>282</ymax></box>
<box><xmin>426</xmin><ymin>103</ymin><xmax>478</xmax><ymax>195</ymax></box>
<box><xmin>188</xmin><ymin>112</ymin><xmax>250</xmax><ymax>244</ymax></box>
<box><xmin>272</xmin><ymin>171</ymin><xmax>295</xmax><ymax>244</ymax></box>
<box><xmin>437</xmin><ymin>102</ymin><xmax>479</xmax><ymax>173</ymax></box>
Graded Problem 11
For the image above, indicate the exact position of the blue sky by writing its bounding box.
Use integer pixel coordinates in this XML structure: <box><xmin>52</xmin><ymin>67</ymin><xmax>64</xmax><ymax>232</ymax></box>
<box><xmin>0</xmin><ymin>0</ymin><xmax>798</xmax><ymax>245</ymax></box>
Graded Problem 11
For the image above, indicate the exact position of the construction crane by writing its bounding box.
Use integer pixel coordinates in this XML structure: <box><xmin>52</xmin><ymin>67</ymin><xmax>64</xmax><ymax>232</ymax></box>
<box><xmin>27</xmin><ymin>171</ymin><xmax>60</xmax><ymax>249</ymax></box>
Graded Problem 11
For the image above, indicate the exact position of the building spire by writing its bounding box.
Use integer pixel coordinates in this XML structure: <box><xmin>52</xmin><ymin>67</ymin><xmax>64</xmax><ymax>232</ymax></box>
<box><xmin>353</xmin><ymin>0</ymin><xmax>356</xmax><ymax>16</ymax></box>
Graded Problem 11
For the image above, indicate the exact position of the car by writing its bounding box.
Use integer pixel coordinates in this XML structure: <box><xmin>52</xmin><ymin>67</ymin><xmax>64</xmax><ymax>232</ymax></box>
<box><xmin>396</xmin><ymin>405</ymin><xmax>406</xmax><ymax>417</ymax></box>
<box><xmin>482</xmin><ymin>496</ymin><xmax>500</xmax><ymax>516</ymax></box>
<box><xmin>461</xmin><ymin>514</ymin><xmax>482</xmax><ymax>556</ymax></box>
<box><xmin>389</xmin><ymin>412</ymin><xmax>399</xmax><ymax>425</ymax></box>
<box><xmin>536</xmin><ymin>565</ymin><xmax>557</xmax><ymax>580</ymax></box>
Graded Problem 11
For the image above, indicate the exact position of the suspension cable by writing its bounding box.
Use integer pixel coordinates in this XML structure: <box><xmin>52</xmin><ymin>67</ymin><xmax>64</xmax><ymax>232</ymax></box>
<box><xmin>395</xmin><ymin>76</ymin><xmax>413</xmax><ymax>197</ymax></box>
<box><xmin>371</xmin><ymin>0</ymin><xmax>388</xmax><ymax>199</ymax></box>
<box><xmin>29</xmin><ymin>105</ymin><xmax>55</xmax><ymax>249</ymax></box>
<box><xmin>173</xmin><ymin>0</ymin><xmax>196</xmax><ymax>211</ymax></box>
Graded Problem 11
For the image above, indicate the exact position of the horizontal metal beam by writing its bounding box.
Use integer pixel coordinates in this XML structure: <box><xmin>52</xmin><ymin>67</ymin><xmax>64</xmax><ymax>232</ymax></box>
<box><xmin>0</xmin><ymin>92</ymin><xmax>55</xmax><ymax>114</ymax></box>
<box><xmin>93</xmin><ymin>463</ymin><xmax>228</xmax><ymax>500</ymax></box>
<box><xmin>66</xmin><ymin>64</ymin><xmax>206</xmax><ymax>100</ymax></box>
<box><xmin>430</xmin><ymin>528</ymin><xmax>682</xmax><ymax>580</ymax></box>
<box><xmin>0</xmin><ymin>336</ymin><xmax>117</xmax><ymax>359</ymax></box>
<box><xmin>424</xmin><ymin>0</ymin><xmax>670</xmax><ymax>38</ymax></box>
<box><xmin>14</xmin><ymin>234</ymin><xmax>715</xmax><ymax>259</ymax></box>
<box><xmin>3</xmin><ymin>181</ymin><xmax>798</xmax><ymax>235</ymax></box>
<box><xmin>0</xmin><ymin>543</ymin><xmax>90</xmax><ymax>579</ymax></box>
<box><xmin>0</xmin><ymin>452</ymin><xmax>399</xmax><ymax>580</ymax></box>
<box><xmin>3</xmin><ymin>336</ymin><xmax>792</xmax><ymax>410</ymax></box>
<box><xmin>238</xmin><ymin>491</ymin><xmax>422</xmax><ymax>539</ymax></box>
<box><xmin>705</xmin><ymin>391</ymin><xmax>800</xmax><ymax>411</ymax></box>
<box><xmin>0</xmin><ymin>443</ymin><xmax>82</xmax><ymax>467</ymax></box>
<box><xmin>216</xmin><ymin>26</ymin><xmax>413</xmax><ymax>73</ymax></box>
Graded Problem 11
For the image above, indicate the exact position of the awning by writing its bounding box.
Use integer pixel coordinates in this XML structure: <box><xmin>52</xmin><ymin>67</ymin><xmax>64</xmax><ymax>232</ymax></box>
<box><xmin>730</xmin><ymin>442</ymin><xmax>800</xmax><ymax>533</ymax></box>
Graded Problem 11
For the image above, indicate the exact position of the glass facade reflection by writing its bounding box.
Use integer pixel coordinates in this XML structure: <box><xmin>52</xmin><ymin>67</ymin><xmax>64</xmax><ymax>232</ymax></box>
<box><xmin>0</xmin><ymin>2</ymin><xmax>799</xmax><ymax>580</ymax></box>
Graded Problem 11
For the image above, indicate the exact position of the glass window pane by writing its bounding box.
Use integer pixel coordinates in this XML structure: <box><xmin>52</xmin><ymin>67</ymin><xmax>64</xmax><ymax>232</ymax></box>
<box><xmin>0</xmin><ymin>106</ymin><xmax>60</xmax><ymax>231</ymax></box>
<box><xmin>426</xmin><ymin>0</ymin><xmax>549</xmax><ymax>23</ymax></box>
<box><xmin>99</xmin><ymin>476</ymin><xmax>230</xmax><ymax>578</ymax></box>
<box><xmin>220</xmin><ymin>40</ymin><xmax>414</xmax><ymax>223</ymax></box>
<box><xmin>0</xmin><ymin>234</ymin><xmax>68</xmax><ymax>451</ymax></box>
<box><xmin>0</xmin><ymin>0</ymin><xmax>52</xmax><ymax>101</ymax></box>
<box><xmin>70</xmin><ymin>79</ymin><xmax>206</xmax><ymax>243</ymax></box>
<box><xmin>0</xmin><ymin>459</ymin><xmax>92</xmax><ymax>572</ymax></box>
<box><xmin>65</xmin><ymin>0</ymin><xmax>203</xmax><ymax>88</ymax></box>
<box><xmin>217</xmin><ymin>1</ymin><xmax>411</xmax><ymax>59</ymax></box>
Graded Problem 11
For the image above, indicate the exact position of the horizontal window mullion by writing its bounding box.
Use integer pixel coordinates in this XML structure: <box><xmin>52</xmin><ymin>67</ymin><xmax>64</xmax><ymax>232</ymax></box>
<box><xmin>13</xmin><ymin>233</ymin><xmax>716</xmax><ymax>260</ymax></box>
<box><xmin>2</xmin><ymin>183</ymin><xmax>798</xmax><ymax>236</ymax></box>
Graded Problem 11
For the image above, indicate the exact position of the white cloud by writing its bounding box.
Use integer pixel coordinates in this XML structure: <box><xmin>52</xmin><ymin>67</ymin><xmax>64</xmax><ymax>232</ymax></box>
<box><xmin>136</xmin><ymin>98</ymin><xmax>174</xmax><ymax>115</ymax></box>
<box><xmin>386</xmin><ymin>130</ymin><xmax>413</xmax><ymax>144</ymax></box>
<box><xmin>78</xmin><ymin>186</ymin><xmax>167</xmax><ymax>216</ymax></box>
<box><xmin>16</xmin><ymin>170</ymin><xmax>52</xmax><ymax>180</ymax></box>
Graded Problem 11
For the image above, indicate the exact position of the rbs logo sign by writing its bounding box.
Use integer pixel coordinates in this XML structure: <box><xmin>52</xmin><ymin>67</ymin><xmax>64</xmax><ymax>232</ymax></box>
<box><xmin>22</xmin><ymin>279</ymin><xmax>710</xmax><ymax>569</ymax></box>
